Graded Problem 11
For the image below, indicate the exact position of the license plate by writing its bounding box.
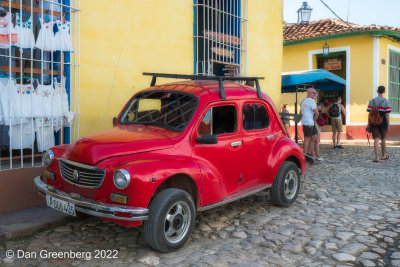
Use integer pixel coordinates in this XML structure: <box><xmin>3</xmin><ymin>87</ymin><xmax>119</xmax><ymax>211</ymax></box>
<box><xmin>46</xmin><ymin>195</ymin><xmax>76</xmax><ymax>216</ymax></box>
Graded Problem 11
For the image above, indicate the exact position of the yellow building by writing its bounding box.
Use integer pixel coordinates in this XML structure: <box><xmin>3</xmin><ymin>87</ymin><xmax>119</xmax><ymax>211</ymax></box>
<box><xmin>282</xmin><ymin>18</ymin><xmax>400</xmax><ymax>140</ymax></box>
<box><xmin>1</xmin><ymin>0</ymin><xmax>284</xmax><ymax>213</ymax></box>
<box><xmin>79</xmin><ymin>0</ymin><xmax>284</xmax><ymax>138</ymax></box>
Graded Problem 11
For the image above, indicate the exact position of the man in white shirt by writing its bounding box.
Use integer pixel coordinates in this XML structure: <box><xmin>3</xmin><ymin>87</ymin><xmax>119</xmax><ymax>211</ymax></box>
<box><xmin>301</xmin><ymin>88</ymin><xmax>319</xmax><ymax>159</ymax></box>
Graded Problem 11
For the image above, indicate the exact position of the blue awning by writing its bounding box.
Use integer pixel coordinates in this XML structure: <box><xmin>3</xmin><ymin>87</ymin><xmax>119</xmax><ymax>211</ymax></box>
<box><xmin>281</xmin><ymin>69</ymin><xmax>346</xmax><ymax>93</ymax></box>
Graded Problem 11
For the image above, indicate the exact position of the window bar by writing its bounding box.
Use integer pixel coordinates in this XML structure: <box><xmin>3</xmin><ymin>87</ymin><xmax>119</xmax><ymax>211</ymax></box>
<box><xmin>221</xmin><ymin>0</ymin><xmax>226</xmax><ymax>62</ymax></box>
<box><xmin>245</xmin><ymin>0</ymin><xmax>248</xmax><ymax>76</ymax></box>
<box><xmin>30</xmin><ymin>0</ymin><xmax>34</xmax><ymax>167</ymax></box>
<box><xmin>195</xmin><ymin>1</ymin><xmax>198</xmax><ymax>74</ymax></box>
<box><xmin>234</xmin><ymin>0</ymin><xmax>236</xmax><ymax>71</ymax></box>
<box><xmin>58</xmin><ymin>1</ymin><xmax>63</xmax><ymax>146</ymax></box>
<box><xmin>208</xmin><ymin>0</ymin><xmax>215</xmax><ymax>75</ymax></box>
<box><xmin>40</xmin><ymin>0</ymin><xmax>44</xmax><ymax>164</ymax></box>
<box><xmin>206</xmin><ymin>0</ymin><xmax>209</xmax><ymax>75</ymax></box>
<box><xmin>77</xmin><ymin>0</ymin><xmax>80</xmax><ymax>139</ymax></box>
<box><xmin>241</xmin><ymin>0</ymin><xmax>244</xmax><ymax>76</ymax></box>
<box><xmin>229</xmin><ymin>0</ymin><xmax>235</xmax><ymax>67</ymax></box>
<box><xmin>202</xmin><ymin>0</ymin><xmax>205</xmax><ymax>75</ymax></box>
<box><xmin>18</xmin><ymin>0</ymin><xmax>22</xmax><ymax>167</ymax></box>
<box><xmin>6</xmin><ymin>0</ymin><xmax>11</xmax><ymax>169</ymax></box>
<box><xmin>73</xmin><ymin>0</ymin><xmax>77</xmax><ymax>142</ymax></box>
<box><xmin>218</xmin><ymin>0</ymin><xmax>221</xmax><ymax>64</ymax></box>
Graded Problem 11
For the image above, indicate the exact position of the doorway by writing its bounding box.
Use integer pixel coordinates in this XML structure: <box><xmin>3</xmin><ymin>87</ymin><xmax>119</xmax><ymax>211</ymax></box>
<box><xmin>316</xmin><ymin>51</ymin><xmax>347</xmax><ymax>129</ymax></box>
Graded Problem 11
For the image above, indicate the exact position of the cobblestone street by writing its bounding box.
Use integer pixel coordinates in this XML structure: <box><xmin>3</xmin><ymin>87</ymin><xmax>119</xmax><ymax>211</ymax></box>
<box><xmin>1</xmin><ymin>144</ymin><xmax>400</xmax><ymax>267</ymax></box>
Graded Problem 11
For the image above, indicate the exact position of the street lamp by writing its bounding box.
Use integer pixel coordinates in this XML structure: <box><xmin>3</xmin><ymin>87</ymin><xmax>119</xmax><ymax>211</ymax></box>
<box><xmin>323</xmin><ymin>42</ymin><xmax>329</xmax><ymax>56</ymax></box>
<box><xmin>297</xmin><ymin>1</ymin><xmax>313</xmax><ymax>24</ymax></box>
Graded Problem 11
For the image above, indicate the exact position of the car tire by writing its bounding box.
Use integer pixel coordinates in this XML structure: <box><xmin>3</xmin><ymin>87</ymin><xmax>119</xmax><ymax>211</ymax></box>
<box><xmin>271</xmin><ymin>161</ymin><xmax>300</xmax><ymax>207</ymax></box>
<box><xmin>143</xmin><ymin>188</ymin><xmax>196</xmax><ymax>253</ymax></box>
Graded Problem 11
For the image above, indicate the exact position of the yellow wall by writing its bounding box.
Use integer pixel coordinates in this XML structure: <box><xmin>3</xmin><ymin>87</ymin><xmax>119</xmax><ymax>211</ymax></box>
<box><xmin>282</xmin><ymin>35</ymin><xmax>374</xmax><ymax>124</ymax></box>
<box><xmin>247</xmin><ymin>0</ymin><xmax>283</xmax><ymax>105</ymax></box>
<box><xmin>79</xmin><ymin>0</ymin><xmax>193</xmax><ymax>137</ymax></box>
<box><xmin>76</xmin><ymin>0</ymin><xmax>283</xmax><ymax>137</ymax></box>
<box><xmin>379</xmin><ymin>37</ymin><xmax>400</xmax><ymax>123</ymax></box>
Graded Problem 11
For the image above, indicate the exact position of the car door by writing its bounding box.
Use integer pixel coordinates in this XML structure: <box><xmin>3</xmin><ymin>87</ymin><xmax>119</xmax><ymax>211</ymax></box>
<box><xmin>241</xmin><ymin>101</ymin><xmax>274</xmax><ymax>189</ymax></box>
<box><xmin>192</xmin><ymin>103</ymin><xmax>243</xmax><ymax>205</ymax></box>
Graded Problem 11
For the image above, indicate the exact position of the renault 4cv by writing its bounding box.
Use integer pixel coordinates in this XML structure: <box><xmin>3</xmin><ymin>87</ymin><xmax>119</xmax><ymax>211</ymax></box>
<box><xmin>35</xmin><ymin>73</ymin><xmax>306</xmax><ymax>253</ymax></box>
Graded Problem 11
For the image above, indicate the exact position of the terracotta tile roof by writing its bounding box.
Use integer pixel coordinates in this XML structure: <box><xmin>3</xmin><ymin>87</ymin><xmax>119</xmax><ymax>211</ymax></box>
<box><xmin>284</xmin><ymin>18</ymin><xmax>400</xmax><ymax>43</ymax></box>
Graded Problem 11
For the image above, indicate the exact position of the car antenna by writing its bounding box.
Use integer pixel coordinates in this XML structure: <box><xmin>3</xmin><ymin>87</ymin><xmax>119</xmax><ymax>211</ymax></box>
<box><xmin>102</xmin><ymin>46</ymin><xmax>124</xmax><ymax>129</ymax></box>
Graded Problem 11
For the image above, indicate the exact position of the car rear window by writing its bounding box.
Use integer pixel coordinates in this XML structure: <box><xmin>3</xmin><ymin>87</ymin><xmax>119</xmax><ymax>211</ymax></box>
<box><xmin>120</xmin><ymin>91</ymin><xmax>198</xmax><ymax>131</ymax></box>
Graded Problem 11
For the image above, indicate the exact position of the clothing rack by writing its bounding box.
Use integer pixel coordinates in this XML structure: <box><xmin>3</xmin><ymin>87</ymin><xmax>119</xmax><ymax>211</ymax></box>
<box><xmin>2</xmin><ymin>1</ymin><xmax>63</xmax><ymax>17</ymax></box>
<box><xmin>0</xmin><ymin>65</ymin><xmax>61</xmax><ymax>75</ymax></box>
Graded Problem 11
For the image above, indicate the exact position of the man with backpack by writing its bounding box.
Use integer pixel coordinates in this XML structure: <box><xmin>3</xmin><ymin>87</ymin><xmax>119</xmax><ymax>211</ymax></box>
<box><xmin>326</xmin><ymin>96</ymin><xmax>346</xmax><ymax>149</ymax></box>
<box><xmin>367</xmin><ymin>86</ymin><xmax>391</xmax><ymax>162</ymax></box>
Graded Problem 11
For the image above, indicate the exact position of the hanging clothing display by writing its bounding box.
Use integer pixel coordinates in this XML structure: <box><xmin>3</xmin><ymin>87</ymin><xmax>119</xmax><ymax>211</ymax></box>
<box><xmin>14</xmin><ymin>13</ymin><xmax>35</xmax><ymax>49</ymax></box>
<box><xmin>0</xmin><ymin>77</ymin><xmax>10</xmax><ymax>125</ymax></box>
<box><xmin>54</xmin><ymin>20</ymin><xmax>73</xmax><ymax>52</ymax></box>
<box><xmin>35</xmin><ymin>19</ymin><xmax>55</xmax><ymax>51</ymax></box>
<box><xmin>35</xmin><ymin>118</ymin><xmax>55</xmax><ymax>152</ymax></box>
<box><xmin>9</xmin><ymin>121</ymin><xmax>35</xmax><ymax>149</ymax></box>
<box><xmin>0</xmin><ymin>12</ymin><xmax>18</xmax><ymax>49</ymax></box>
<box><xmin>36</xmin><ymin>83</ymin><xmax>54</xmax><ymax>117</ymax></box>
<box><xmin>54</xmin><ymin>77</ymin><xmax>74</xmax><ymax>128</ymax></box>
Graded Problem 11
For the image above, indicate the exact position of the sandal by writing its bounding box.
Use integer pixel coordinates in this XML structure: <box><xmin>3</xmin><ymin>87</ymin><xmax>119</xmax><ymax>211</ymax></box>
<box><xmin>373</xmin><ymin>159</ymin><xmax>379</xmax><ymax>163</ymax></box>
<box><xmin>381</xmin><ymin>156</ymin><xmax>389</xmax><ymax>160</ymax></box>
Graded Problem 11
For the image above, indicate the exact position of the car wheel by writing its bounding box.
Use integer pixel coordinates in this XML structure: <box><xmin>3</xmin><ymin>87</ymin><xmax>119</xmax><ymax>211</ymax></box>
<box><xmin>271</xmin><ymin>161</ymin><xmax>300</xmax><ymax>207</ymax></box>
<box><xmin>144</xmin><ymin>188</ymin><xmax>196</xmax><ymax>253</ymax></box>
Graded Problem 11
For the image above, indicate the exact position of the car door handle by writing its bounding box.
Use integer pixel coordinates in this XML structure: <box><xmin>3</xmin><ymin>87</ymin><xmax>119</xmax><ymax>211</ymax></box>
<box><xmin>230</xmin><ymin>141</ymin><xmax>242</xmax><ymax>147</ymax></box>
<box><xmin>267</xmin><ymin>134</ymin><xmax>274</xmax><ymax>140</ymax></box>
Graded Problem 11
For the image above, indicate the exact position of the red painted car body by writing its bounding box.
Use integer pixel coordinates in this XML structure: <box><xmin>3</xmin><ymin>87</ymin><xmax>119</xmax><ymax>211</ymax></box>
<box><xmin>35</xmin><ymin>79</ymin><xmax>306</xmax><ymax>250</ymax></box>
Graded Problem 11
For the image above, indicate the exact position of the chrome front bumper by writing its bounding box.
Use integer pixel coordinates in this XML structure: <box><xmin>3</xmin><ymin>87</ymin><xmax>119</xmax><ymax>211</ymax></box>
<box><xmin>34</xmin><ymin>176</ymin><xmax>148</xmax><ymax>221</ymax></box>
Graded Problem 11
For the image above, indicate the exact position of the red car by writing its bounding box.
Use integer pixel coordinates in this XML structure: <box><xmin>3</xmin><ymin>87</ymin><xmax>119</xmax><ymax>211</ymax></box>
<box><xmin>35</xmin><ymin>73</ymin><xmax>306</xmax><ymax>253</ymax></box>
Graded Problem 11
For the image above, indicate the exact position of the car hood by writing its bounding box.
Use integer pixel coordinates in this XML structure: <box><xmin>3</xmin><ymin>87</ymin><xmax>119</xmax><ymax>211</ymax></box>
<box><xmin>65</xmin><ymin>126</ymin><xmax>174</xmax><ymax>165</ymax></box>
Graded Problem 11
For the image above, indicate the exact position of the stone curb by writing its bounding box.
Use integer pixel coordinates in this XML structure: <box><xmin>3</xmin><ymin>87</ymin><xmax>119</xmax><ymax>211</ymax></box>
<box><xmin>0</xmin><ymin>206</ymin><xmax>74</xmax><ymax>243</ymax></box>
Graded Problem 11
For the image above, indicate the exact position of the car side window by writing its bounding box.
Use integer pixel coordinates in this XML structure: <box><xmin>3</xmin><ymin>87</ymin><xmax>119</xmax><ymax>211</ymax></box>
<box><xmin>198</xmin><ymin>106</ymin><xmax>237</xmax><ymax>135</ymax></box>
<box><xmin>243</xmin><ymin>103</ymin><xmax>269</xmax><ymax>130</ymax></box>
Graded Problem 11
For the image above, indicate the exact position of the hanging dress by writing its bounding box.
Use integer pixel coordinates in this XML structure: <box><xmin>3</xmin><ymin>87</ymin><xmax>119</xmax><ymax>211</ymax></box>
<box><xmin>35</xmin><ymin>81</ymin><xmax>56</xmax><ymax>152</ymax></box>
<box><xmin>54</xmin><ymin>77</ymin><xmax>73</xmax><ymax>128</ymax></box>
<box><xmin>0</xmin><ymin>12</ymin><xmax>17</xmax><ymax>49</ymax></box>
<box><xmin>9</xmin><ymin>84</ymin><xmax>35</xmax><ymax>149</ymax></box>
<box><xmin>14</xmin><ymin>13</ymin><xmax>35</xmax><ymax>49</ymax></box>
<box><xmin>35</xmin><ymin>18</ymin><xmax>55</xmax><ymax>52</ymax></box>
<box><xmin>54</xmin><ymin>20</ymin><xmax>73</xmax><ymax>52</ymax></box>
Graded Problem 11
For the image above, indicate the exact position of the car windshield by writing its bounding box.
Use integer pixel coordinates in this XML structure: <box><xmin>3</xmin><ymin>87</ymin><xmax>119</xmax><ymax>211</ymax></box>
<box><xmin>119</xmin><ymin>91</ymin><xmax>198</xmax><ymax>131</ymax></box>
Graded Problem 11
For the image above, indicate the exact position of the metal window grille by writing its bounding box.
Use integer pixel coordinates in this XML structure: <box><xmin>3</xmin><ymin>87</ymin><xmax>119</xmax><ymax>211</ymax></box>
<box><xmin>389</xmin><ymin>50</ymin><xmax>400</xmax><ymax>113</ymax></box>
<box><xmin>193</xmin><ymin>0</ymin><xmax>247</xmax><ymax>77</ymax></box>
<box><xmin>0</xmin><ymin>0</ymin><xmax>80</xmax><ymax>171</ymax></box>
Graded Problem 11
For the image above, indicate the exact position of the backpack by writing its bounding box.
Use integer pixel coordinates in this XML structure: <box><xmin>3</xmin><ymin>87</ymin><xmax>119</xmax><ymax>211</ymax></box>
<box><xmin>368</xmin><ymin>98</ymin><xmax>385</xmax><ymax>126</ymax></box>
<box><xmin>329</xmin><ymin>103</ymin><xmax>340</xmax><ymax>117</ymax></box>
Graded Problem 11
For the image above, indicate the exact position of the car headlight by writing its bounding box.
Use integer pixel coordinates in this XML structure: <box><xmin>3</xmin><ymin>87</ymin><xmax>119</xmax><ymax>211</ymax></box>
<box><xmin>113</xmin><ymin>169</ymin><xmax>131</xmax><ymax>189</ymax></box>
<box><xmin>42</xmin><ymin>150</ymin><xmax>54</xmax><ymax>167</ymax></box>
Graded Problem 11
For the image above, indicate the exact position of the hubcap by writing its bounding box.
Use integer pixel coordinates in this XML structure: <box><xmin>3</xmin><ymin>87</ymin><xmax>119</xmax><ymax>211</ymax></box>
<box><xmin>284</xmin><ymin>170</ymin><xmax>298</xmax><ymax>200</ymax></box>
<box><xmin>164</xmin><ymin>201</ymin><xmax>191</xmax><ymax>244</ymax></box>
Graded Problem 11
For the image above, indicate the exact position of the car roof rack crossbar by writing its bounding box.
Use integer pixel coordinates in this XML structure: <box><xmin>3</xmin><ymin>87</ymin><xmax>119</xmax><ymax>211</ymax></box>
<box><xmin>143</xmin><ymin>72</ymin><xmax>264</xmax><ymax>100</ymax></box>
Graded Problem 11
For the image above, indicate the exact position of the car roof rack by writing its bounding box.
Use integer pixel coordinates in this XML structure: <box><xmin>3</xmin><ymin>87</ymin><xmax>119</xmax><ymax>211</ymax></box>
<box><xmin>143</xmin><ymin>72</ymin><xmax>264</xmax><ymax>100</ymax></box>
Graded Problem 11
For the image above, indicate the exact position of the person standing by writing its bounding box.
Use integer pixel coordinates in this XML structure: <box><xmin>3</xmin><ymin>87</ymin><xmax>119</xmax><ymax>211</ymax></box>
<box><xmin>300</xmin><ymin>88</ymin><xmax>319</xmax><ymax>159</ymax></box>
<box><xmin>281</xmin><ymin>104</ymin><xmax>290</xmax><ymax>137</ymax></box>
<box><xmin>367</xmin><ymin>86</ymin><xmax>391</xmax><ymax>162</ymax></box>
<box><xmin>311</xmin><ymin>103</ymin><xmax>324</xmax><ymax>161</ymax></box>
<box><xmin>326</xmin><ymin>96</ymin><xmax>346</xmax><ymax>149</ymax></box>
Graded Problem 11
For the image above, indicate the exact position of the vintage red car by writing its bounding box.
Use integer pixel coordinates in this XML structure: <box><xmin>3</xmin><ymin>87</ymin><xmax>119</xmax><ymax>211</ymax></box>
<box><xmin>35</xmin><ymin>73</ymin><xmax>306</xmax><ymax>253</ymax></box>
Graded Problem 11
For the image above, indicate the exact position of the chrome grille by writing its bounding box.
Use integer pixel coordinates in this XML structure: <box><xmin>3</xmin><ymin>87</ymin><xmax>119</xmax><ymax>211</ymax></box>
<box><xmin>59</xmin><ymin>159</ymin><xmax>106</xmax><ymax>189</ymax></box>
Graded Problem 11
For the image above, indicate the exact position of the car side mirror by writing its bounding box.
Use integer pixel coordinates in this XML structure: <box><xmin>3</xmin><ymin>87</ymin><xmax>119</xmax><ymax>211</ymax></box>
<box><xmin>195</xmin><ymin>134</ymin><xmax>218</xmax><ymax>144</ymax></box>
<box><xmin>113</xmin><ymin>117</ymin><xmax>117</xmax><ymax>126</ymax></box>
